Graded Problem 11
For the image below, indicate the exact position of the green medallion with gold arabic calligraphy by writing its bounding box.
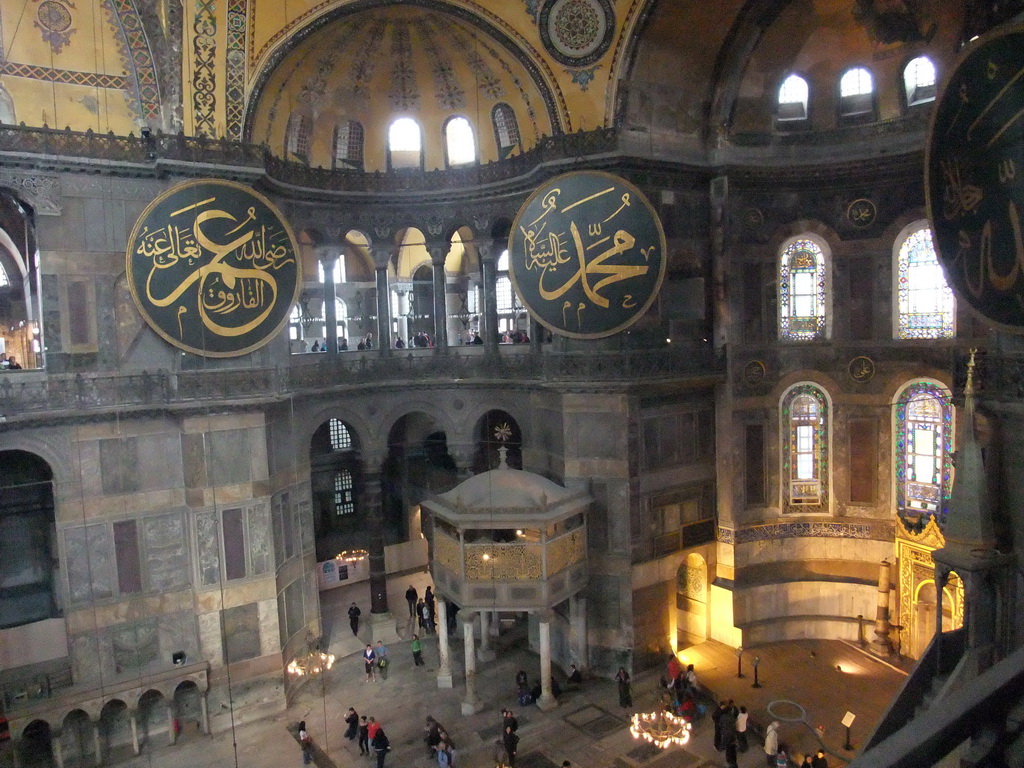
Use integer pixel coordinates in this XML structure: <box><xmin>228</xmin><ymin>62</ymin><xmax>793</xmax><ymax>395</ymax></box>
<box><xmin>508</xmin><ymin>171</ymin><xmax>667</xmax><ymax>339</ymax></box>
<box><xmin>926</xmin><ymin>25</ymin><xmax>1024</xmax><ymax>331</ymax></box>
<box><xmin>126</xmin><ymin>179</ymin><xmax>301</xmax><ymax>357</ymax></box>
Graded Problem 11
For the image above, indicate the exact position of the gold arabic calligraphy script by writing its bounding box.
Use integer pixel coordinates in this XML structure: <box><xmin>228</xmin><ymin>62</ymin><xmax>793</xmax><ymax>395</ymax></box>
<box><xmin>128</xmin><ymin>181</ymin><xmax>300</xmax><ymax>356</ymax></box>
<box><xmin>509</xmin><ymin>172</ymin><xmax>666</xmax><ymax>339</ymax></box>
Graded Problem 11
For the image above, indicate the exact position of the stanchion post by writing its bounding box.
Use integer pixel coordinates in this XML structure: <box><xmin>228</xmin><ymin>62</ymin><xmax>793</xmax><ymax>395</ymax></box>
<box><xmin>736</xmin><ymin>646</ymin><xmax>745</xmax><ymax>679</ymax></box>
<box><xmin>752</xmin><ymin>656</ymin><xmax>761</xmax><ymax>688</ymax></box>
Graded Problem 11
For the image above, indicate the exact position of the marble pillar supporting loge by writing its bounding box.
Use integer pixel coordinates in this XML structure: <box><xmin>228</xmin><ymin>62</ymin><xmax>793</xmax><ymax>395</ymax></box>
<box><xmin>200</xmin><ymin>694</ymin><xmax>210</xmax><ymax>735</ymax></box>
<box><xmin>51</xmin><ymin>732</ymin><xmax>64</xmax><ymax>768</ymax></box>
<box><xmin>167</xmin><ymin>704</ymin><xmax>177</xmax><ymax>745</ymax></box>
<box><xmin>436</xmin><ymin>599</ymin><xmax>453</xmax><ymax>688</ymax></box>
<box><xmin>570</xmin><ymin>594</ymin><xmax>588</xmax><ymax>668</ymax></box>
<box><xmin>93</xmin><ymin>722</ymin><xmax>102</xmax><ymax>767</ymax></box>
<box><xmin>477</xmin><ymin>611</ymin><xmax>496</xmax><ymax>662</ymax></box>
<box><xmin>461</xmin><ymin>613</ymin><xmax>482</xmax><ymax>714</ymax></box>
<box><xmin>130</xmin><ymin>711</ymin><xmax>140</xmax><ymax>755</ymax></box>
<box><xmin>536</xmin><ymin>615</ymin><xmax>558</xmax><ymax>711</ymax></box>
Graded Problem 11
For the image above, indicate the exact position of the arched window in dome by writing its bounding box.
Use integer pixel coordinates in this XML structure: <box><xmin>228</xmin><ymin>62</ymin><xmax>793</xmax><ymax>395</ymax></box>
<box><xmin>904</xmin><ymin>56</ymin><xmax>937</xmax><ymax>106</ymax></box>
<box><xmin>333</xmin><ymin>121</ymin><xmax>364</xmax><ymax>170</ymax></box>
<box><xmin>492</xmin><ymin>103</ymin><xmax>521</xmax><ymax>158</ymax></box>
<box><xmin>777</xmin><ymin>74</ymin><xmax>809</xmax><ymax>121</ymax></box>
<box><xmin>894</xmin><ymin>381</ymin><xmax>952</xmax><ymax>528</ymax></box>
<box><xmin>388</xmin><ymin>117</ymin><xmax>422</xmax><ymax>170</ymax></box>
<box><xmin>0</xmin><ymin>261</ymin><xmax>8</xmax><ymax>287</ymax></box>
<box><xmin>781</xmin><ymin>383</ymin><xmax>830</xmax><ymax>512</ymax></box>
<box><xmin>444</xmin><ymin>116</ymin><xmax>476</xmax><ymax>167</ymax></box>
<box><xmin>895</xmin><ymin>225</ymin><xmax>955</xmax><ymax>339</ymax></box>
<box><xmin>839</xmin><ymin>67</ymin><xmax>875</xmax><ymax>118</ymax></box>
<box><xmin>779</xmin><ymin>238</ymin><xmax>827</xmax><ymax>341</ymax></box>
<box><xmin>289</xmin><ymin>303</ymin><xmax>301</xmax><ymax>342</ymax></box>
<box><xmin>286</xmin><ymin>113</ymin><xmax>313</xmax><ymax>160</ymax></box>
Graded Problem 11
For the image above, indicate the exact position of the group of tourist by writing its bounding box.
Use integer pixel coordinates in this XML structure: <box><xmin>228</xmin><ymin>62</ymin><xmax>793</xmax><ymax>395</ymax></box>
<box><xmin>339</xmin><ymin>710</ymin><xmax>391</xmax><ymax>767</ymax></box>
<box><xmin>361</xmin><ymin>640</ymin><xmax>389</xmax><ymax>682</ymax></box>
<box><xmin>395</xmin><ymin>331</ymin><xmax>437</xmax><ymax>348</ymax></box>
<box><xmin>0</xmin><ymin>352</ymin><xmax>22</xmax><ymax>369</ymax></box>
<box><xmin>422</xmin><ymin>715</ymin><xmax>457</xmax><ymax>766</ymax></box>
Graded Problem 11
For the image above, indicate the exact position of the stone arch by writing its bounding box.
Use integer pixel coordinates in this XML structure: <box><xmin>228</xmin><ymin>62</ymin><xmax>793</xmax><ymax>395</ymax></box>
<box><xmin>17</xmin><ymin>718</ymin><xmax>53</xmax><ymax>765</ymax></box>
<box><xmin>676</xmin><ymin>553</ymin><xmax>708</xmax><ymax>646</ymax></box>
<box><xmin>136</xmin><ymin>688</ymin><xmax>167</xmax><ymax>753</ymax></box>
<box><xmin>310</xmin><ymin>416</ymin><xmax>366</xmax><ymax>560</ymax></box>
<box><xmin>910</xmin><ymin>577</ymin><xmax>957</xmax><ymax>659</ymax></box>
<box><xmin>471</xmin><ymin>409</ymin><xmax>523</xmax><ymax>473</ymax></box>
<box><xmin>60</xmin><ymin>708</ymin><xmax>95</xmax><ymax>766</ymax></box>
<box><xmin>98</xmin><ymin>698</ymin><xmax>132</xmax><ymax>763</ymax></box>
<box><xmin>172</xmin><ymin>680</ymin><xmax>203</xmax><ymax>742</ymax></box>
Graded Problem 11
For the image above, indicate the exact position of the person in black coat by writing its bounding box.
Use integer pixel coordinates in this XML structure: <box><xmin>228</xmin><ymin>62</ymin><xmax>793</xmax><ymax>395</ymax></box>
<box><xmin>503</xmin><ymin>725</ymin><xmax>520</xmax><ymax>768</ymax></box>
<box><xmin>348</xmin><ymin>602</ymin><xmax>361</xmax><ymax>635</ymax></box>
<box><xmin>372</xmin><ymin>726</ymin><xmax>390</xmax><ymax>768</ymax></box>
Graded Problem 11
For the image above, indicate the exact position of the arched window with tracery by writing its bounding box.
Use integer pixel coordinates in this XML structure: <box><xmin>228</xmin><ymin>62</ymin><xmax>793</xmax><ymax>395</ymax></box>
<box><xmin>492</xmin><ymin>103</ymin><xmax>521</xmax><ymax>157</ymax></box>
<box><xmin>334</xmin><ymin>469</ymin><xmax>355</xmax><ymax>516</ymax></box>
<box><xmin>895</xmin><ymin>226</ymin><xmax>955</xmax><ymax>339</ymax></box>
<box><xmin>778</xmin><ymin>74</ymin><xmax>809</xmax><ymax>121</ymax></box>
<box><xmin>782</xmin><ymin>384</ymin><xmax>830</xmax><ymax>512</ymax></box>
<box><xmin>0</xmin><ymin>261</ymin><xmax>8</xmax><ymax>286</ymax></box>
<box><xmin>903</xmin><ymin>56</ymin><xmax>936</xmax><ymax>106</ymax></box>
<box><xmin>779</xmin><ymin>238</ymin><xmax>827</xmax><ymax>340</ymax></box>
<box><xmin>286</xmin><ymin>113</ymin><xmax>313</xmax><ymax>159</ymax></box>
<box><xmin>839</xmin><ymin>66</ymin><xmax>875</xmax><ymax>118</ymax></box>
<box><xmin>895</xmin><ymin>381</ymin><xmax>952</xmax><ymax>528</ymax></box>
<box><xmin>388</xmin><ymin>117</ymin><xmax>422</xmax><ymax>170</ymax></box>
<box><xmin>495</xmin><ymin>249</ymin><xmax>523</xmax><ymax>334</ymax></box>
<box><xmin>333</xmin><ymin>121</ymin><xmax>364</xmax><ymax>169</ymax></box>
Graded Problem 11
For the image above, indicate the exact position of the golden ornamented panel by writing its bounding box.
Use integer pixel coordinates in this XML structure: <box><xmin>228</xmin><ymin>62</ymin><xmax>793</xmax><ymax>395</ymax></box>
<box><xmin>897</xmin><ymin>538</ymin><xmax>964</xmax><ymax>656</ymax></box>
<box><xmin>546</xmin><ymin>527</ymin><xmax>586</xmax><ymax>575</ymax></box>
<box><xmin>464</xmin><ymin>543</ymin><xmax>542</xmax><ymax>581</ymax></box>
<box><xmin>433</xmin><ymin>531</ymin><xmax>461</xmax><ymax>576</ymax></box>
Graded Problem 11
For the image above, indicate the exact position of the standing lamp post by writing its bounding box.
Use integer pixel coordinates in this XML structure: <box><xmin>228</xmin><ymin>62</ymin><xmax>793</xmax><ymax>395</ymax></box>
<box><xmin>736</xmin><ymin>646</ymin><xmax>745</xmax><ymax>678</ymax></box>
<box><xmin>752</xmin><ymin>656</ymin><xmax>762</xmax><ymax>688</ymax></box>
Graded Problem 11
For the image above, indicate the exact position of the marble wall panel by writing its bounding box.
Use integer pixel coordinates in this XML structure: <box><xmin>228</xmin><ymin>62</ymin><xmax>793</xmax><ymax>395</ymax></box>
<box><xmin>70</xmin><ymin>633</ymin><xmax>102</xmax><ymax>685</ymax></box>
<box><xmin>271</xmin><ymin>493</ymin><xmax>286</xmax><ymax>566</ymax></box>
<box><xmin>197</xmin><ymin>611</ymin><xmax>223</xmax><ymax>667</ymax></box>
<box><xmin>195</xmin><ymin>511</ymin><xmax>221</xmax><ymax>587</ymax></box>
<box><xmin>222</xmin><ymin>603</ymin><xmax>261</xmax><ymax>662</ymax></box>
<box><xmin>111</xmin><ymin>617</ymin><xmax>160</xmax><ymax>673</ymax></box>
<box><xmin>283</xmin><ymin>579</ymin><xmax>304</xmax><ymax>641</ymax></box>
<box><xmin>143</xmin><ymin>512</ymin><xmax>190</xmax><ymax>591</ymax></box>
<box><xmin>137</xmin><ymin>433</ymin><xmax>185</xmax><ymax>491</ymax></box>
<box><xmin>64</xmin><ymin>523</ymin><xmax>113</xmax><ymax>602</ymax></box>
<box><xmin>248</xmin><ymin>502</ymin><xmax>273</xmax><ymax>575</ymax></box>
<box><xmin>159</xmin><ymin>609</ymin><xmax>199</xmax><ymax>663</ymax></box>
<box><xmin>182</xmin><ymin>433</ymin><xmax>208</xmax><ymax>489</ymax></box>
<box><xmin>258</xmin><ymin>598</ymin><xmax>281</xmax><ymax>656</ymax></box>
<box><xmin>298</xmin><ymin>496</ymin><xmax>313</xmax><ymax>554</ymax></box>
<box><xmin>208</xmin><ymin>429</ymin><xmax>251</xmax><ymax>486</ymax></box>
<box><xmin>99</xmin><ymin>437</ymin><xmax>140</xmax><ymax>494</ymax></box>
<box><xmin>303</xmin><ymin>570</ymin><xmax>318</xmax><ymax>628</ymax></box>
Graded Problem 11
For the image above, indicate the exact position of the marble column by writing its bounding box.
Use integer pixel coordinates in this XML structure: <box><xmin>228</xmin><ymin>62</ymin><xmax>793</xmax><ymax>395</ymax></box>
<box><xmin>489</xmin><ymin>610</ymin><xmax>501</xmax><ymax>637</ymax></box>
<box><xmin>200</xmin><ymin>693</ymin><xmax>210</xmax><ymax>735</ymax></box>
<box><xmin>480</xmin><ymin>244</ymin><xmax>499</xmax><ymax>352</ymax></box>
<box><xmin>436</xmin><ymin>598</ymin><xmax>453</xmax><ymax>688</ymax></box>
<box><xmin>477</xmin><ymin>611</ymin><xmax>496</xmax><ymax>662</ymax></box>
<box><xmin>570</xmin><ymin>594</ymin><xmax>588</xmax><ymax>669</ymax></box>
<box><xmin>429</xmin><ymin>245</ymin><xmax>449</xmax><ymax>349</ymax></box>
<box><xmin>461</xmin><ymin>612</ymin><xmax>482</xmax><ymax>714</ymax></box>
<box><xmin>537</xmin><ymin>611</ymin><xmax>558</xmax><ymax>711</ymax></box>
<box><xmin>374</xmin><ymin>262</ymin><xmax>392</xmax><ymax>355</ymax></box>
<box><xmin>92</xmin><ymin>721</ymin><xmax>102</xmax><ymax>766</ymax></box>
<box><xmin>129</xmin><ymin>710</ymin><xmax>140</xmax><ymax>755</ymax></box>
<box><xmin>870</xmin><ymin>560</ymin><xmax>894</xmax><ymax>656</ymax></box>
<box><xmin>11</xmin><ymin>737</ymin><xmax>21</xmax><ymax>768</ymax></box>
<box><xmin>361</xmin><ymin>462</ymin><xmax>399</xmax><ymax>644</ymax></box>
<box><xmin>51</xmin><ymin>730</ymin><xmax>64</xmax><ymax>768</ymax></box>
<box><xmin>319</xmin><ymin>248</ymin><xmax>340</xmax><ymax>357</ymax></box>
<box><xmin>167</xmin><ymin>704</ymin><xmax>177</xmax><ymax>745</ymax></box>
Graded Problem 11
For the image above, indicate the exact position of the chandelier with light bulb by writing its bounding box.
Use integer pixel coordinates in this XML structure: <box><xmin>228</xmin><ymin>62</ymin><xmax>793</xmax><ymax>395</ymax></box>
<box><xmin>630</xmin><ymin>709</ymin><xmax>692</xmax><ymax>749</ymax></box>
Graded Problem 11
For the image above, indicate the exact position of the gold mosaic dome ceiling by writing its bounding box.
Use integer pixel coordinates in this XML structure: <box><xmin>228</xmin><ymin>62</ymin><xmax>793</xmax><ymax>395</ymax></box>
<box><xmin>247</xmin><ymin>5</ymin><xmax>561</xmax><ymax>172</ymax></box>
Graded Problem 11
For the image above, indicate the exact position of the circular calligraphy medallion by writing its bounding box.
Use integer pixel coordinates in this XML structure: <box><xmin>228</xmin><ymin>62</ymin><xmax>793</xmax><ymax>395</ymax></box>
<box><xmin>848</xmin><ymin>355</ymin><xmax>876</xmax><ymax>383</ymax></box>
<box><xmin>37</xmin><ymin>1</ymin><xmax>72</xmax><ymax>32</ymax></box>
<box><xmin>926</xmin><ymin>25</ymin><xmax>1024</xmax><ymax>332</ymax></box>
<box><xmin>507</xmin><ymin>170</ymin><xmax>667</xmax><ymax>339</ymax></box>
<box><xmin>539</xmin><ymin>0</ymin><xmax>614</xmax><ymax>67</ymax></box>
<box><xmin>742</xmin><ymin>207</ymin><xmax>765</xmax><ymax>230</ymax></box>
<box><xmin>846</xmin><ymin>198</ymin><xmax>876</xmax><ymax>228</ymax></box>
<box><xmin>743</xmin><ymin>360</ymin><xmax>767</xmax><ymax>385</ymax></box>
<box><xmin>126</xmin><ymin>179</ymin><xmax>301</xmax><ymax>357</ymax></box>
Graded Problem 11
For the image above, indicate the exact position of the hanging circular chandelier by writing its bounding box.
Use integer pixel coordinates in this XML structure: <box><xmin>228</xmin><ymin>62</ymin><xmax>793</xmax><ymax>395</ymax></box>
<box><xmin>630</xmin><ymin>709</ymin><xmax>692</xmax><ymax>749</ymax></box>
<box><xmin>335</xmin><ymin>549</ymin><xmax>368</xmax><ymax>563</ymax></box>
<box><xmin>287</xmin><ymin>649</ymin><xmax>336</xmax><ymax>677</ymax></box>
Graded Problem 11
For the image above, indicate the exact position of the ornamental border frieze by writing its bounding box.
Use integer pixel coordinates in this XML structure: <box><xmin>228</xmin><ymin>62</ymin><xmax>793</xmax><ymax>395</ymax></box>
<box><xmin>0</xmin><ymin>172</ymin><xmax>62</xmax><ymax>215</ymax></box>
<box><xmin>720</xmin><ymin>520</ymin><xmax>895</xmax><ymax>545</ymax></box>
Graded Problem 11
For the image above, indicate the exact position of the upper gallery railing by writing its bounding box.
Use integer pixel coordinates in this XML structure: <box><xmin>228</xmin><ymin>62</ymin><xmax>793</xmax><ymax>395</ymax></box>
<box><xmin>0</xmin><ymin>123</ymin><xmax>618</xmax><ymax>193</ymax></box>
<box><xmin>0</xmin><ymin>345</ymin><xmax>724</xmax><ymax>418</ymax></box>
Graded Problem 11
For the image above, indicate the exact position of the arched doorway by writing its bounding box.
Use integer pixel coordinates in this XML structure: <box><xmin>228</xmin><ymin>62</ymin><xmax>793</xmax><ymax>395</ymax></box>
<box><xmin>137</xmin><ymin>689</ymin><xmax>167</xmax><ymax>752</ymax></box>
<box><xmin>676</xmin><ymin>554</ymin><xmax>708</xmax><ymax>647</ymax></box>
<box><xmin>911</xmin><ymin>578</ymin><xmax>956</xmax><ymax>659</ymax></box>
<box><xmin>310</xmin><ymin>417</ymin><xmax>363</xmax><ymax>561</ymax></box>
<box><xmin>60</xmin><ymin>709</ymin><xmax>94</xmax><ymax>767</ymax></box>
<box><xmin>172</xmin><ymin>681</ymin><xmax>203</xmax><ymax>742</ymax></box>
<box><xmin>19</xmin><ymin>719</ymin><xmax>53</xmax><ymax>767</ymax></box>
<box><xmin>98</xmin><ymin>699</ymin><xmax>132</xmax><ymax>763</ymax></box>
<box><xmin>472</xmin><ymin>410</ymin><xmax>522</xmax><ymax>473</ymax></box>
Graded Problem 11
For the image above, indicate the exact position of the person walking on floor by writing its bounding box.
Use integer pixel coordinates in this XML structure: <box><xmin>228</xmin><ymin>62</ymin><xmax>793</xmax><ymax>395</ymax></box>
<box><xmin>615</xmin><ymin>667</ymin><xmax>632</xmax><ymax>708</ymax></box>
<box><xmin>363</xmin><ymin>643</ymin><xmax>377</xmax><ymax>682</ymax></box>
<box><xmin>425</xmin><ymin>586</ymin><xmax>435</xmax><ymax>630</ymax></box>
<box><xmin>503</xmin><ymin>724</ymin><xmax>519</xmax><ymax>768</ymax></box>
<box><xmin>298</xmin><ymin>721</ymin><xmax>312</xmax><ymax>765</ymax></box>
<box><xmin>764</xmin><ymin>722</ymin><xmax>780</xmax><ymax>768</ymax></box>
<box><xmin>419</xmin><ymin>600</ymin><xmax>432</xmax><ymax>633</ymax></box>
<box><xmin>358</xmin><ymin>716</ymin><xmax>370</xmax><ymax>755</ymax></box>
<box><xmin>367</xmin><ymin>716</ymin><xmax>380</xmax><ymax>743</ymax></box>
<box><xmin>348</xmin><ymin>602</ymin><xmax>361</xmax><ymax>635</ymax></box>
<box><xmin>712</xmin><ymin>700</ymin><xmax>727</xmax><ymax>750</ymax></box>
<box><xmin>811</xmin><ymin>749</ymin><xmax>829</xmax><ymax>768</ymax></box>
<box><xmin>719</xmin><ymin>702</ymin><xmax>737</xmax><ymax>752</ymax></box>
<box><xmin>344</xmin><ymin>707</ymin><xmax>358</xmax><ymax>740</ymax></box>
<box><xmin>372</xmin><ymin>726</ymin><xmax>390</xmax><ymax>768</ymax></box>
<box><xmin>406</xmin><ymin>584</ymin><xmax>418</xmax><ymax>617</ymax></box>
<box><xmin>736</xmin><ymin>705</ymin><xmax>749</xmax><ymax>752</ymax></box>
<box><xmin>376</xmin><ymin>640</ymin><xmax>389</xmax><ymax>679</ymax></box>
<box><xmin>411</xmin><ymin>633</ymin><xmax>425</xmax><ymax>666</ymax></box>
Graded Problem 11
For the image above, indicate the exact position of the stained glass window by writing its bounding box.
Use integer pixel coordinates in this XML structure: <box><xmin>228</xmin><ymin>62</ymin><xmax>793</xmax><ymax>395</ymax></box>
<box><xmin>895</xmin><ymin>381</ymin><xmax>952</xmax><ymax>528</ymax></box>
<box><xmin>779</xmin><ymin>239</ymin><xmax>826</xmax><ymax>340</ymax></box>
<box><xmin>782</xmin><ymin>384</ymin><xmax>829</xmax><ymax>511</ymax></box>
<box><xmin>896</xmin><ymin>227</ymin><xmax>955</xmax><ymax>339</ymax></box>
<box><xmin>334</xmin><ymin>469</ymin><xmax>355</xmax><ymax>515</ymax></box>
